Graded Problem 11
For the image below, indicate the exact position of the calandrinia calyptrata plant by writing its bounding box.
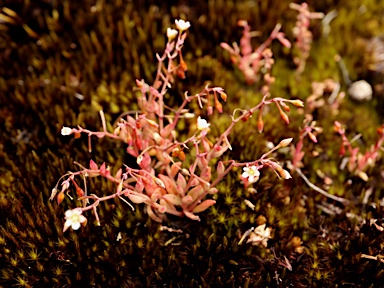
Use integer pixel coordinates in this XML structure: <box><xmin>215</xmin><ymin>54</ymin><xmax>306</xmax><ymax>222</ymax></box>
<box><xmin>290</xmin><ymin>2</ymin><xmax>324</xmax><ymax>75</ymax></box>
<box><xmin>334</xmin><ymin>121</ymin><xmax>384</xmax><ymax>181</ymax></box>
<box><xmin>51</xmin><ymin>19</ymin><xmax>303</xmax><ymax>232</ymax></box>
<box><xmin>220</xmin><ymin>20</ymin><xmax>291</xmax><ymax>87</ymax></box>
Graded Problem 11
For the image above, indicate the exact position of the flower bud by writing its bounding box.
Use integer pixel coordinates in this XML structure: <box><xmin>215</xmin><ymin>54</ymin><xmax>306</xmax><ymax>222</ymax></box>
<box><xmin>278</xmin><ymin>138</ymin><xmax>293</xmax><ymax>148</ymax></box>
<box><xmin>283</xmin><ymin>105</ymin><xmax>290</xmax><ymax>112</ymax></box>
<box><xmin>207</xmin><ymin>106</ymin><xmax>213</xmax><ymax>116</ymax></box>
<box><xmin>57</xmin><ymin>191</ymin><xmax>65</xmax><ymax>205</ymax></box>
<box><xmin>177</xmin><ymin>150</ymin><xmax>186</xmax><ymax>161</ymax></box>
<box><xmin>219</xmin><ymin>92</ymin><xmax>227</xmax><ymax>102</ymax></box>
<box><xmin>257</xmin><ymin>118</ymin><xmax>264</xmax><ymax>133</ymax></box>
<box><xmin>280</xmin><ymin>110</ymin><xmax>290</xmax><ymax>124</ymax></box>
<box><xmin>290</xmin><ymin>99</ymin><xmax>304</xmax><ymax>107</ymax></box>
<box><xmin>76</xmin><ymin>186</ymin><xmax>85</xmax><ymax>197</ymax></box>
<box><xmin>215</xmin><ymin>100</ymin><xmax>223</xmax><ymax>113</ymax></box>
<box><xmin>181</xmin><ymin>168</ymin><xmax>190</xmax><ymax>176</ymax></box>
<box><xmin>279</xmin><ymin>169</ymin><xmax>292</xmax><ymax>179</ymax></box>
<box><xmin>180</xmin><ymin>58</ymin><xmax>188</xmax><ymax>71</ymax></box>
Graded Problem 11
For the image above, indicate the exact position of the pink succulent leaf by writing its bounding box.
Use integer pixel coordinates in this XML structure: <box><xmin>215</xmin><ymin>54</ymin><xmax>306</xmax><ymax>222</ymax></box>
<box><xmin>162</xmin><ymin>194</ymin><xmax>182</xmax><ymax>206</ymax></box>
<box><xmin>192</xmin><ymin>199</ymin><xmax>216</xmax><ymax>213</ymax></box>
<box><xmin>176</xmin><ymin>173</ymin><xmax>187</xmax><ymax>192</ymax></box>
<box><xmin>184</xmin><ymin>211</ymin><xmax>200</xmax><ymax>221</ymax></box>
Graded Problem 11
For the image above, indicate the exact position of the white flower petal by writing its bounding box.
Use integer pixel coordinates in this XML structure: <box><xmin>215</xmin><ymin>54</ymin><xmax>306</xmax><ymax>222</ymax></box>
<box><xmin>242</xmin><ymin>166</ymin><xmax>260</xmax><ymax>183</ymax></box>
<box><xmin>65</xmin><ymin>210</ymin><xmax>74</xmax><ymax>218</ymax></box>
<box><xmin>175</xmin><ymin>19</ymin><xmax>191</xmax><ymax>31</ymax></box>
<box><xmin>64</xmin><ymin>219</ymin><xmax>73</xmax><ymax>227</ymax></box>
<box><xmin>71</xmin><ymin>222</ymin><xmax>81</xmax><ymax>230</ymax></box>
<box><xmin>61</xmin><ymin>127</ymin><xmax>73</xmax><ymax>136</ymax></box>
<box><xmin>166</xmin><ymin>27</ymin><xmax>178</xmax><ymax>40</ymax></box>
<box><xmin>197</xmin><ymin>116</ymin><xmax>210</xmax><ymax>130</ymax></box>
<box><xmin>243</xmin><ymin>167</ymin><xmax>250</xmax><ymax>173</ymax></box>
<box><xmin>79</xmin><ymin>215</ymin><xmax>87</xmax><ymax>223</ymax></box>
<box><xmin>63</xmin><ymin>209</ymin><xmax>87</xmax><ymax>232</ymax></box>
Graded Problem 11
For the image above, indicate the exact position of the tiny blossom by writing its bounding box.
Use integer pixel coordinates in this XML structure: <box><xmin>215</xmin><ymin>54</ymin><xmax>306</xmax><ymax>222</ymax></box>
<box><xmin>175</xmin><ymin>19</ymin><xmax>191</xmax><ymax>31</ymax></box>
<box><xmin>166</xmin><ymin>27</ymin><xmax>178</xmax><ymax>41</ymax></box>
<box><xmin>242</xmin><ymin>166</ymin><xmax>260</xmax><ymax>183</ymax></box>
<box><xmin>247</xmin><ymin>223</ymin><xmax>272</xmax><ymax>247</ymax></box>
<box><xmin>61</xmin><ymin>126</ymin><xmax>73</xmax><ymax>136</ymax></box>
<box><xmin>197</xmin><ymin>116</ymin><xmax>210</xmax><ymax>130</ymax></box>
<box><xmin>63</xmin><ymin>209</ymin><xmax>87</xmax><ymax>232</ymax></box>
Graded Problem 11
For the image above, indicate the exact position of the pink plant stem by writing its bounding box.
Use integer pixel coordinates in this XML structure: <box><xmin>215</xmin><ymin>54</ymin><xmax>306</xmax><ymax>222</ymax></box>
<box><xmin>209</xmin><ymin>95</ymin><xmax>287</xmax><ymax>154</ymax></box>
<box><xmin>255</xmin><ymin>24</ymin><xmax>282</xmax><ymax>55</ymax></box>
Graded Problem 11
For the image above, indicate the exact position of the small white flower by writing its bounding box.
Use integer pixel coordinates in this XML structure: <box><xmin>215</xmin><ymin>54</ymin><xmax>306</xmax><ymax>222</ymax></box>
<box><xmin>242</xmin><ymin>166</ymin><xmax>260</xmax><ymax>183</ymax></box>
<box><xmin>247</xmin><ymin>223</ymin><xmax>272</xmax><ymax>247</ymax></box>
<box><xmin>197</xmin><ymin>116</ymin><xmax>210</xmax><ymax>130</ymax></box>
<box><xmin>175</xmin><ymin>19</ymin><xmax>191</xmax><ymax>31</ymax></box>
<box><xmin>167</xmin><ymin>27</ymin><xmax>178</xmax><ymax>41</ymax></box>
<box><xmin>63</xmin><ymin>209</ymin><xmax>87</xmax><ymax>232</ymax></box>
<box><xmin>61</xmin><ymin>126</ymin><xmax>73</xmax><ymax>136</ymax></box>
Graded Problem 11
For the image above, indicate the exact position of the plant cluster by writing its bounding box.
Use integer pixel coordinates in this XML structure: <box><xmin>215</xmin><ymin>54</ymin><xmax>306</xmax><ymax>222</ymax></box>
<box><xmin>51</xmin><ymin>19</ymin><xmax>302</xmax><ymax>231</ymax></box>
<box><xmin>2</xmin><ymin>1</ymin><xmax>384</xmax><ymax>287</ymax></box>
<box><xmin>334</xmin><ymin>121</ymin><xmax>384</xmax><ymax>181</ymax></box>
<box><xmin>290</xmin><ymin>2</ymin><xmax>324</xmax><ymax>75</ymax></box>
<box><xmin>220</xmin><ymin>20</ymin><xmax>291</xmax><ymax>88</ymax></box>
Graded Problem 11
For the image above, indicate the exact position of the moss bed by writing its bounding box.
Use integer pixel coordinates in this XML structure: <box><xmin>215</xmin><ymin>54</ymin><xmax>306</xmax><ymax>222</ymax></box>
<box><xmin>0</xmin><ymin>0</ymin><xmax>383</xmax><ymax>287</ymax></box>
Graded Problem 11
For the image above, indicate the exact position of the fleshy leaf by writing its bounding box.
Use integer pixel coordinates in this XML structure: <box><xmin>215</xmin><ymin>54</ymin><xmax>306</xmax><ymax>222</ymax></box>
<box><xmin>192</xmin><ymin>199</ymin><xmax>216</xmax><ymax>213</ymax></box>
